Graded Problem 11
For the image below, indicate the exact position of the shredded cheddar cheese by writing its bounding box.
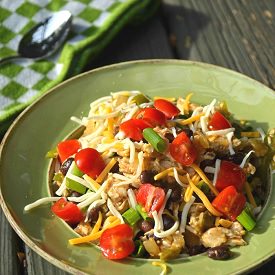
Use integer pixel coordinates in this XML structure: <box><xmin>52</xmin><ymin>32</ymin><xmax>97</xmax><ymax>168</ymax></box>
<box><xmin>96</xmin><ymin>158</ymin><xmax>117</xmax><ymax>183</ymax></box>
<box><xmin>152</xmin><ymin>261</ymin><xmax>167</xmax><ymax>275</ymax></box>
<box><xmin>83</xmin><ymin>175</ymin><xmax>101</xmax><ymax>191</ymax></box>
<box><xmin>183</xmin><ymin>92</ymin><xmax>193</xmax><ymax>114</ymax></box>
<box><xmin>188</xmin><ymin>176</ymin><xmax>222</xmax><ymax>217</ymax></box>
<box><xmin>69</xmin><ymin>218</ymin><xmax>120</xmax><ymax>245</ymax></box>
<box><xmin>178</xmin><ymin>113</ymin><xmax>205</xmax><ymax>125</ymax></box>
<box><xmin>190</xmin><ymin>163</ymin><xmax>219</xmax><ymax>196</ymax></box>
<box><xmin>91</xmin><ymin>211</ymin><xmax>102</xmax><ymax>234</ymax></box>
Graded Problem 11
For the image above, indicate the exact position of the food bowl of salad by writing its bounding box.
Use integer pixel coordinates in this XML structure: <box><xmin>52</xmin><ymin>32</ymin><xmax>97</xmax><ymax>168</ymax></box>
<box><xmin>0</xmin><ymin>60</ymin><xmax>274</xmax><ymax>275</ymax></box>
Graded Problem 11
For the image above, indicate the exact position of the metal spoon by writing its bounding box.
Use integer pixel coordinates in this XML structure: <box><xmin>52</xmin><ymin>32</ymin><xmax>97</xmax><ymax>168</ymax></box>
<box><xmin>0</xmin><ymin>10</ymin><xmax>72</xmax><ymax>65</ymax></box>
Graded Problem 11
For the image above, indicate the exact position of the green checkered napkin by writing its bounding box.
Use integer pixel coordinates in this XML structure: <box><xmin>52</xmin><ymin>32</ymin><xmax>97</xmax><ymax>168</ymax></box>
<box><xmin>0</xmin><ymin>0</ymin><xmax>158</xmax><ymax>136</ymax></box>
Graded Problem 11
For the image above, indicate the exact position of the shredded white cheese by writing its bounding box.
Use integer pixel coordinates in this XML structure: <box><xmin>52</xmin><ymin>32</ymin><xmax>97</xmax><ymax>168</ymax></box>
<box><xmin>158</xmin><ymin>189</ymin><xmax>172</xmax><ymax>230</ymax></box>
<box><xmin>70</xmin><ymin>116</ymin><xmax>84</xmax><ymax>125</ymax></box>
<box><xmin>204</xmin><ymin>166</ymin><xmax>216</xmax><ymax>173</ymax></box>
<box><xmin>200</xmin><ymin>116</ymin><xmax>208</xmax><ymax>133</ymax></box>
<box><xmin>213</xmin><ymin>159</ymin><xmax>221</xmax><ymax>186</ymax></box>
<box><xmin>84</xmin><ymin>198</ymin><xmax>106</xmax><ymax>222</ymax></box>
<box><xmin>122</xmin><ymin>105</ymin><xmax>139</xmax><ymax>122</ymax></box>
<box><xmin>107</xmin><ymin>198</ymin><xmax>124</xmax><ymax>224</ymax></box>
<box><xmin>66</xmin><ymin>174</ymin><xmax>91</xmax><ymax>190</ymax></box>
<box><xmin>173</xmin><ymin>168</ymin><xmax>188</xmax><ymax>187</ymax></box>
<box><xmin>239</xmin><ymin>150</ymin><xmax>255</xmax><ymax>168</ymax></box>
<box><xmin>171</xmin><ymin>127</ymin><xmax>177</xmax><ymax>138</ymax></box>
<box><xmin>256</xmin><ymin>128</ymin><xmax>266</xmax><ymax>142</ymax></box>
<box><xmin>77</xmin><ymin>180</ymin><xmax>109</xmax><ymax>208</ymax></box>
<box><xmin>127</xmin><ymin>189</ymin><xmax>137</xmax><ymax>209</ymax></box>
<box><xmin>24</xmin><ymin>197</ymin><xmax>61</xmax><ymax>211</ymax></box>
<box><xmin>67</xmin><ymin>191</ymin><xmax>94</xmax><ymax>203</ymax></box>
<box><xmin>226</xmin><ymin>131</ymin><xmax>235</xmax><ymax>155</ymax></box>
<box><xmin>124</xmin><ymin>138</ymin><xmax>136</xmax><ymax>164</ymax></box>
<box><xmin>55</xmin><ymin>161</ymin><xmax>76</xmax><ymax>196</ymax></box>
<box><xmin>206</xmin><ymin>128</ymin><xmax>235</xmax><ymax>136</ymax></box>
<box><xmin>179</xmin><ymin>196</ymin><xmax>196</xmax><ymax>233</ymax></box>
<box><xmin>152</xmin><ymin>211</ymin><xmax>179</xmax><ymax>238</ymax></box>
<box><xmin>87</xmin><ymin>110</ymin><xmax>120</xmax><ymax>120</ymax></box>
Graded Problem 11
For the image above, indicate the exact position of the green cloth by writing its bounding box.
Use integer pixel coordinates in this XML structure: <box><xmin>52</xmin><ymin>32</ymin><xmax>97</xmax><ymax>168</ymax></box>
<box><xmin>0</xmin><ymin>0</ymin><xmax>158</xmax><ymax>137</ymax></box>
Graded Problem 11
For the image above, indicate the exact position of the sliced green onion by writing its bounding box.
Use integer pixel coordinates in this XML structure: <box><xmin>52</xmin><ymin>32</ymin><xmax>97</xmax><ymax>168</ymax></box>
<box><xmin>45</xmin><ymin>148</ymin><xmax>58</xmax><ymax>158</ymax></box>
<box><xmin>143</xmin><ymin>128</ymin><xmax>167</xmax><ymax>153</ymax></box>
<box><xmin>66</xmin><ymin>177</ymin><xmax>86</xmax><ymax>194</ymax></box>
<box><xmin>122</xmin><ymin>208</ymin><xmax>141</xmax><ymax>226</ymax></box>
<box><xmin>71</xmin><ymin>163</ymin><xmax>84</xmax><ymax>177</ymax></box>
<box><xmin>132</xmin><ymin>93</ymin><xmax>150</xmax><ymax>105</ymax></box>
<box><xmin>136</xmin><ymin>204</ymin><xmax>150</xmax><ymax>220</ymax></box>
<box><xmin>237</xmin><ymin>208</ymin><xmax>256</xmax><ymax>231</ymax></box>
<box><xmin>132</xmin><ymin>240</ymin><xmax>146</xmax><ymax>257</ymax></box>
<box><xmin>197</xmin><ymin>180</ymin><xmax>211</xmax><ymax>195</ymax></box>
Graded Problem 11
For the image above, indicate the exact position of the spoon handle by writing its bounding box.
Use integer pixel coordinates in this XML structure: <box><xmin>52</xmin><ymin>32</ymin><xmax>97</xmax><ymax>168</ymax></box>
<box><xmin>0</xmin><ymin>55</ymin><xmax>22</xmax><ymax>65</ymax></box>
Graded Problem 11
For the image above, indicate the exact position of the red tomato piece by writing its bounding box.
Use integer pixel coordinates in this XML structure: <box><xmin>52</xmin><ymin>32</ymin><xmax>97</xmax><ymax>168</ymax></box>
<box><xmin>51</xmin><ymin>198</ymin><xmax>83</xmax><ymax>224</ymax></box>
<box><xmin>208</xmin><ymin>111</ymin><xmax>231</xmax><ymax>130</ymax></box>
<box><xmin>100</xmin><ymin>224</ymin><xmax>135</xmax><ymax>259</ymax></box>
<box><xmin>154</xmin><ymin>99</ymin><xmax>180</xmax><ymax>118</ymax></box>
<box><xmin>119</xmin><ymin>119</ymin><xmax>152</xmax><ymax>141</ymax></box>
<box><xmin>57</xmin><ymin>139</ymin><xmax>81</xmax><ymax>163</ymax></box>
<box><xmin>212</xmin><ymin>185</ymin><xmax>246</xmax><ymax>221</ymax></box>
<box><xmin>169</xmin><ymin>132</ymin><xmax>197</xmax><ymax>166</ymax></box>
<box><xmin>215</xmin><ymin>160</ymin><xmax>246</xmax><ymax>192</ymax></box>
<box><xmin>136</xmin><ymin>183</ymin><xmax>165</xmax><ymax>216</ymax></box>
<box><xmin>75</xmin><ymin>148</ymin><xmax>105</xmax><ymax>179</ymax></box>
<box><xmin>132</xmin><ymin>118</ymin><xmax>153</xmax><ymax>130</ymax></box>
<box><xmin>120</xmin><ymin>119</ymin><xmax>143</xmax><ymax>141</ymax></box>
<box><xmin>141</xmin><ymin>108</ymin><xmax>166</xmax><ymax>126</ymax></box>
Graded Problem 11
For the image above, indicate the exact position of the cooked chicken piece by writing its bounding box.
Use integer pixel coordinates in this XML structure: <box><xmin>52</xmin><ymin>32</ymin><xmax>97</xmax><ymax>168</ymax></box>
<box><xmin>118</xmin><ymin>157</ymin><xmax>136</xmax><ymax>174</ymax></box>
<box><xmin>74</xmin><ymin>222</ymin><xmax>93</xmax><ymax>236</ymax></box>
<box><xmin>201</xmin><ymin>222</ymin><xmax>246</xmax><ymax>248</ymax></box>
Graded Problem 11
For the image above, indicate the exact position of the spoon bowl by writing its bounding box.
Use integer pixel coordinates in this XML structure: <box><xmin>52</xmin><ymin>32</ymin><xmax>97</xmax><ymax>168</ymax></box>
<box><xmin>0</xmin><ymin>10</ymin><xmax>72</xmax><ymax>64</ymax></box>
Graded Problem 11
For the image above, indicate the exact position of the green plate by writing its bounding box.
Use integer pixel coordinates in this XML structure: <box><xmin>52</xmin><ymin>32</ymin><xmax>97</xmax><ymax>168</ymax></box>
<box><xmin>0</xmin><ymin>60</ymin><xmax>274</xmax><ymax>275</ymax></box>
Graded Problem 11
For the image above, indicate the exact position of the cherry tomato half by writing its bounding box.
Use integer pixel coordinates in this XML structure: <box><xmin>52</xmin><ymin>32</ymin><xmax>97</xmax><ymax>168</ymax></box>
<box><xmin>135</xmin><ymin>108</ymin><xmax>166</xmax><ymax>126</ymax></box>
<box><xmin>136</xmin><ymin>183</ymin><xmax>165</xmax><ymax>216</ymax></box>
<box><xmin>100</xmin><ymin>224</ymin><xmax>135</xmax><ymax>259</ymax></box>
<box><xmin>75</xmin><ymin>148</ymin><xmax>105</xmax><ymax>179</ymax></box>
<box><xmin>120</xmin><ymin>119</ymin><xmax>152</xmax><ymax>141</ymax></box>
<box><xmin>154</xmin><ymin>99</ymin><xmax>180</xmax><ymax>119</ymax></box>
<box><xmin>51</xmin><ymin>198</ymin><xmax>83</xmax><ymax>224</ymax></box>
<box><xmin>169</xmin><ymin>132</ymin><xmax>197</xmax><ymax>166</ymax></box>
<box><xmin>208</xmin><ymin>111</ymin><xmax>231</xmax><ymax>130</ymax></box>
<box><xmin>215</xmin><ymin>160</ymin><xmax>246</xmax><ymax>192</ymax></box>
<box><xmin>212</xmin><ymin>185</ymin><xmax>246</xmax><ymax>221</ymax></box>
<box><xmin>57</xmin><ymin>139</ymin><xmax>81</xmax><ymax>163</ymax></box>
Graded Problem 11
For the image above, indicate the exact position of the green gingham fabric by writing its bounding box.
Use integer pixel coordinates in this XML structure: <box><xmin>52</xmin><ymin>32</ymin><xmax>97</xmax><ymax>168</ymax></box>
<box><xmin>0</xmin><ymin>0</ymin><xmax>157</xmax><ymax>136</ymax></box>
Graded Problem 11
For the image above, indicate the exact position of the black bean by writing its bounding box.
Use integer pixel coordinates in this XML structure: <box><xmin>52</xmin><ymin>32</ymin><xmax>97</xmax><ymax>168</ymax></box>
<box><xmin>188</xmin><ymin>245</ymin><xmax>207</xmax><ymax>256</ymax></box>
<box><xmin>180</xmin><ymin>128</ymin><xmax>193</xmax><ymax>138</ymax></box>
<box><xmin>60</xmin><ymin>157</ymin><xmax>74</xmax><ymax>175</ymax></box>
<box><xmin>110</xmin><ymin>161</ymin><xmax>119</xmax><ymax>173</ymax></box>
<box><xmin>229</xmin><ymin>152</ymin><xmax>245</xmax><ymax>165</ymax></box>
<box><xmin>164</xmin><ymin>132</ymin><xmax>174</xmax><ymax>143</ymax></box>
<box><xmin>162</xmin><ymin>214</ymin><xmax>175</xmax><ymax>230</ymax></box>
<box><xmin>140</xmin><ymin>170</ymin><xmax>155</xmax><ymax>184</ymax></box>
<box><xmin>207</xmin><ymin>245</ymin><xmax>231</xmax><ymax>260</ymax></box>
<box><xmin>169</xmin><ymin>185</ymin><xmax>182</xmax><ymax>202</ymax></box>
<box><xmin>139</xmin><ymin>220</ymin><xmax>154</xmax><ymax>233</ymax></box>
<box><xmin>88</xmin><ymin>208</ymin><xmax>99</xmax><ymax>223</ymax></box>
<box><xmin>200</xmin><ymin>159</ymin><xmax>216</xmax><ymax>171</ymax></box>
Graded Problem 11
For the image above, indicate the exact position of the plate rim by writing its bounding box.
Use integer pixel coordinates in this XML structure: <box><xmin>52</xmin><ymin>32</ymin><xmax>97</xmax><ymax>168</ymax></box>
<box><xmin>0</xmin><ymin>59</ymin><xmax>274</xmax><ymax>274</ymax></box>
